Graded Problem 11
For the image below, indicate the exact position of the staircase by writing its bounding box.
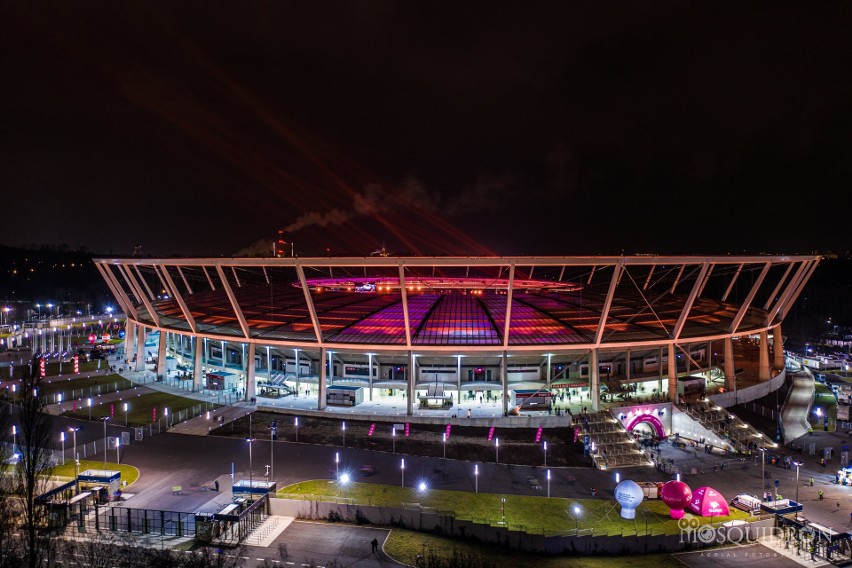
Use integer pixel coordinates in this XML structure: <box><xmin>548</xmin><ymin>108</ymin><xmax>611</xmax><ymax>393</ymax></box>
<box><xmin>577</xmin><ymin>411</ymin><xmax>653</xmax><ymax>469</ymax></box>
<box><xmin>676</xmin><ymin>401</ymin><xmax>770</xmax><ymax>453</ymax></box>
<box><xmin>242</xmin><ymin>515</ymin><xmax>293</xmax><ymax>547</ymax></box>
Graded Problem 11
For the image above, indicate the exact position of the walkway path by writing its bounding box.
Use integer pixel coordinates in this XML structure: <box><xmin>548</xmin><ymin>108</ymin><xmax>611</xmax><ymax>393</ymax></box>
<box><xmin>782</xmin><ymin>364</ymin><xmax>815</xmax><ymax>444</ymax></box>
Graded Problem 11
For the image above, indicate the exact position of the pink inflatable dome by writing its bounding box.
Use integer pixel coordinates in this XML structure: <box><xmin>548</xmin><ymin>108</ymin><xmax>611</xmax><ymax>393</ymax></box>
<box><xmin>660</xmin><ymin>480</ymin><xmax>693</xmax><ymax>519</ymax></box>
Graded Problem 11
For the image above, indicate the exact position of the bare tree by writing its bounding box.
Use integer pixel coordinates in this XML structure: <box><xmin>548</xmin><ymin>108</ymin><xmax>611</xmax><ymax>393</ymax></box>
<box><xmin>14</xmin><ymin>367</ymin><xmax>56</xmax><ymax>568</ymax></box>
<box><xmin>0</xmin><ymin>402</ymin><xmax>25</xmax><ymax>566</ymax></box>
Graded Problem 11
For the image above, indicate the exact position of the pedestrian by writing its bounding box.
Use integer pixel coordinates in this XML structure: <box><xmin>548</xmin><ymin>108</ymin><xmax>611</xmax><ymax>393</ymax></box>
<box><xmin>214</xmin><ymin>480</ymin><xmax>219</xmax><ymax>492</ymax></box>
<box><xmin>818</xmin><ymin>490</ymin><xmax>824</xmax><ymax>500</ymax></box>
<box><xmin>467</xmin><ymin>409</ymin><xmax>471</xmax><ymax>419</ymax></box>
<box><xmin>371</xmin><ymin>538</ymin><xmax>378</xmax><ymax>553</ymax></box>
<box><xmin>592</xmin><ymin>487</ymin><xmax>597</xmax><ymax>497</ymax></box>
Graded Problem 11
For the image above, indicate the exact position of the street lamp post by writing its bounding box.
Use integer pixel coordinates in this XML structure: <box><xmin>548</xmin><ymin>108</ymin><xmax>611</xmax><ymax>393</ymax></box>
<box><xmin>60</xmin><ymin>431</ymin><xmax>66</xmax><ymax>465</ymax></box>
<box><xmin>392</xmin><ymin>427</ymin><xmax>396</xmax><ymax>453</ymax></box>
<box><xmin>442</xmin><ymin>432</ymin><xmax>446</xmax><ymax>459</ymax></box>
<box><xmin>68</xmin><ymin>427</ymin><xmax>78</xmax><ymax>463</ymax></box>
<box><xmin>124</xmin><ymin>402</ymin><xmax>129</xmax><ymax>426</ymax></box>
<box><xmin>401</xmin><ymin>458</ymin><xmax>405</xmax><ymax>487</ymax></box>
<box><xmin>418</xmin><ymin>481</ymin><xmax>427</xmax><ymax>507</ymax></box>
<box><xmin>294</xmin><ymin>417</ymin><xmax>299</xmax><ymax>442</ymax></box>
<box><xmin>342</xmin><ymin>421</ymin><xmax>346</xmax><ymax>447</ymax></box>
<box><xmin>12</xmin><ymin>425</ymin><xmax>17</xmax><ymax>458</ymax></box>
<box><xmin>547</xmin><ymin>469</ymin><xmax>551</xmax><ymax>498</ymax></box>
<box><xmin>573</xmin><ymin>505</ymin><xmax>581</xmax><ymax>533</ymax></box>
<box><xmin>794</xmin><ymin>461</ymin><xmax>802</xmax><ymax>503</ymax></box>
<box><xmin>500</xmin><ymin>497</ymin><xmax>506</xmax><ymax>525</ymax></box>
<box><xmin>759</xmin><ymin>448</ymin><xmax>766</xmax><ymax>498</ymax></box>
<box><xmin>101</xmin><ymin>417</ymin><xmax>110</xmax><ymax>466</ymax></box>
<box><xmin>246</xmin><ymin>437</ymin><xmax>256</xmax><ymax>494</ymax></box>
<box><xmin>87</xmin><ymin>397</ymin><xmax>92</xmax><ymax>420</ymax></box>
<box><xmin>474</xmin><ymin>464</ymin><xmax>479</xmax><ymax>493</ymax></box>
<box><xmin>543</xmin><ymin>440</ymin><xmax>548</xmax><ymax>467</ymax></box>
<box><xmin>335</xmin><ymin>451</ymin><xmax>339</xmax><ymax>480</ymax></box>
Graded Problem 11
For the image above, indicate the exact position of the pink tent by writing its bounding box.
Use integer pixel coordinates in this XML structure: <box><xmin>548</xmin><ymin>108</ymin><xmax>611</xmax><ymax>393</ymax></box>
<box><xmin>687</xmin><ymin>486</ymin><xmax>730</xmax><ymax>517</ymax></box>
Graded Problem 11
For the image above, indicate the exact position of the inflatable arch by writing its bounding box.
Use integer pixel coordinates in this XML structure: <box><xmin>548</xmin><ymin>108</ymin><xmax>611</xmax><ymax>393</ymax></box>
<box><xmin>624</xmin><ymin>413</ymin><xmax>667</xmax><ymax>439</ymax></box>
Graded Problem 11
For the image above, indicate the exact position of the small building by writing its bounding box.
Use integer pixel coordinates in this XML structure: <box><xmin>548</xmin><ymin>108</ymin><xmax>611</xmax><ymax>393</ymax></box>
<box><xmin>326</xmin><ymin>385</ymin><xmax>363</xmax><ymax>407</ymax></box>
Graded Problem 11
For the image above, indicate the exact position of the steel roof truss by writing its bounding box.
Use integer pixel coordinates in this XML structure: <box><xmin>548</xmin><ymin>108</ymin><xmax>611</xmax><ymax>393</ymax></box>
<box><xmin>214</xmin><ymin>264</ymin><xmax>251</xmax><ymax>339</ymax></box>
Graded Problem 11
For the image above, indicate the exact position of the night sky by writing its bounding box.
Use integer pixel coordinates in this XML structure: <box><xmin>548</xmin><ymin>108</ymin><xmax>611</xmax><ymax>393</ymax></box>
<box><xmin>3</xmin><ymin>3</ymin><xmax>851</xmax><ymax>258</ymax></box>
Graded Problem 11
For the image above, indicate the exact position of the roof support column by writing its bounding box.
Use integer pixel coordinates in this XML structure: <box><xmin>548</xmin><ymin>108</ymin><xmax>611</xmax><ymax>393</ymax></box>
<box><xmin>156</xmin><ymin>331</ymin><xmax>167</xmax><ymax>381</ymax></box>
<box><xmin>294</xmin><ymin>349</ymin><xmax>301</xmax><ymax>398</ymax></box>
<box><xmin>457</xmin><ymin>355</ymin><xmax>462</xmax><ymax>408</ymax></box>
<box><xmin>590</xmin><ymin>349</ymin><xmax>600</xmax><ymax>412</ymax></box>
<box><xmin>135</xmin><ymin>327</ymin><xmax>147</xmax><ymax>372</ymax></box>
<box><xmin>368</xmin><ymin>353</ymin><xmax>374</xmax><ymax>402</ymax></box>
<box><xmin>759</xmin><ymin>330</ymin><xmax>770</xmax><ymax>381</ymax></box>
<box><xmin>773</xmin><ymin>324</ymin><xmax>785</xmax><ymax>370</ymax></box>
<box><xmin>724</xmin><ymin>337</ymin><xmax>735</xmax><ymax>392</ymax></box>
<box><xmin>407</xmin><ymin>351</ymin><xmax>415</xmax><ymax>416</ymax></box>
<box><xmin>625</xmin><ymin>349</ymin><xmax>631</xmax><ymax>394</ymax></box>
<box><xmin>245</xmin><ymin>343</ymin><xmax>256</xmax><ymax>402</ymax></box>
<box><xmin>501</xmin><ymin>350</ymin><xmax>509</xmax><ymax>416</ymax></box>
<box><xmin>318</xmin><ymin>347</ymin><xmax>327</xmax><ymax>411</ymax></box>
<box><xmin>668</xmin><ymin>343</ymin><xmax>678</xmax><ymax>403</ymax></box>
<box><xmin>124</xmin><ymin>321</ymin><xmax>136</xmax><ymax>368</ymax></box>
<box><xmin>193</xmin><ymin>336</ymin><xmax>203</xmax><ymax>392</ymax></box>
<box><xmin>658</xmin><ymin>346</ymin><xmax>663</xmax><ymax>395</ymax></box>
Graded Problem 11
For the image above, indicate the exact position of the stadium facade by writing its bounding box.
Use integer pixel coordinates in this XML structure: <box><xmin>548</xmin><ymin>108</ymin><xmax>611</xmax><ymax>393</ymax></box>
<box><xmin>94</xmin><ymin>255</ymin><xmax>819</xmax><ymax>416</ymax></box>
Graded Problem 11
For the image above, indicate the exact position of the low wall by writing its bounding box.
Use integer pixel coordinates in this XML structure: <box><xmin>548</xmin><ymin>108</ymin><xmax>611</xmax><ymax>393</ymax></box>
<box><xmin>709</xmin><ymin>369</ymin><xmax>786</xmax><ymax>408</ymax></box>
<box><xmin>270</xmin><ymin>498</ymin><xmax>775</xmax><ymax>555</ymax></box>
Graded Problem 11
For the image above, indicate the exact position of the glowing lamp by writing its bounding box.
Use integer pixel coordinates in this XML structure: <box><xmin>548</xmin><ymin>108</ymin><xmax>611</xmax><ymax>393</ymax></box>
<box><xmin>660</xmin><ymin>480</ymin><xmax>693</xmax><ymax>519</ymax></box>
<box><xmin>614</xmin><ymin>480</ymin><xmax>644</xmax><ymax>519</ymax></box>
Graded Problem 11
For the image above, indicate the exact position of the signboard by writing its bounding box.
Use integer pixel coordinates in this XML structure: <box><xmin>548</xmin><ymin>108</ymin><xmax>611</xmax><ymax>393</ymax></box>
<box><xmin>102</xmin><ymin>334</ymin><xmax>111</xmax><ymax>342</ymax></box>
<box><xmin>838</xmin><ymin>405</ymin><xmax>850</xmax><ymax>421</ymax></box>
<box><xmin>121</xmin><ymin>431</ymin><xmax>131</xmax><ymax>446</ymax></box>
<box><xmin>134</xmin><ymin>427</ymin><xmax>144</xmax><ymax>442</ymax></box>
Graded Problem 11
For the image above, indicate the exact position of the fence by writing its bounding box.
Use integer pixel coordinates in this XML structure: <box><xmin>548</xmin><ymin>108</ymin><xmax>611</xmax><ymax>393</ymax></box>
<box><xmin>54</xmin><ymin>401</ymin><xmax>219</xmax><ymax>464</ymax></box>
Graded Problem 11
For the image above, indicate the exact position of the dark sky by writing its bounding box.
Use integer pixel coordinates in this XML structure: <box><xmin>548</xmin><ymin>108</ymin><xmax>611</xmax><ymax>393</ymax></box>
<box><xmin>2</xmin><ymin>2</ymin><xmax>851</xmax><ymax>257</ymax></box>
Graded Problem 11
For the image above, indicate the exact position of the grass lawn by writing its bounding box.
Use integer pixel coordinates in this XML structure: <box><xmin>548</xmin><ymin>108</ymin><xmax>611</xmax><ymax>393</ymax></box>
<box><xmin>279</xmin><ymin>480</ymin><xmax>752</xmax><ymax>536</ymax></box>
<box><xmin>810</xmin><ymin>383</ymin><xmax>837</xmax><ymax>431</ymax></box>
<box><xmin>38</xmin><ymin>374</ymin><xmax>134</xmax><ymax>401</ymax></box>
<box><xmin>384</xmin><ymin>528</ymin><xmax>684</xmax><ymax>568</ymax></box>
<box><xmin>48</xmin><ymin>459</ymin><xmax>140</xmax><ymax>488</ymax></box>
<box><xmin>61</xmin><ymin>391</ymin><xmax>216</xmax><ymax>427</ymax></box>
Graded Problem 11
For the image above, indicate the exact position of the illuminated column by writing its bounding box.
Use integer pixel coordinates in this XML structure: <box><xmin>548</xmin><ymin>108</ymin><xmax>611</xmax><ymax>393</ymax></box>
<box><xmin>456</xmin><ymin>355</ymin><xmax>462</xmax><ymax>406</ymax></box>
<box><xmin>625</xmin><ymin>349</ymin><xmax>631</xmax><ymax>392</ymax></box>
<box><xmin>193</xmin><ymin>336</ymin><xmax>203</xmax><ymax>391</ymax></box>
<box><xmin>501</xmin><ymin>351</ymin><xmax>509</xmax><ymax>416</ymax></box>
<box><xmin>724</xmin><ymin>337</ymin><xmax>735</xmax><ymax>391</ymax></box>
<box><xmin>590</xmin><ymin>349</ymin><xmax>600</xmax><ymax>412</ymax></box>
<box><xmin>658</xmin><ymin>346</ymin><xmax>664</xmax><ymax>394</ymax></box>
<box><xmin>758</xmin><ymin>330</ymin><xmax>770</xmax><ymax>381</ymax></box>
<box><xmin>124</xmin><ymin>321</ymin><xmax>135</xmax><ymax>365</ymax></box>
<box><xmin>368</xmin><ymin>353</ymin><xmax>374</xmax><ymax>401</ymax></box>
<box><xmin>245</xmin><ymin>343</ymin><xmax>256</xmax><ymax>401</ymax></box>
<box><xmin>407</xmin><ymin>351</ymin><xmax>415</xmax><ymax>416</ymax></box>
<box><xmin>156</xmin><ymin>331</ymin><xmax>167</xmax><ymax>380</ymax></box>
<box><xmin>773</xmin><ymin>324</ymin><xmax>784</xmax><ymax>370</ymax></box>
<box><xmin>135</xmin><ymin>327</ymin><xmax>146</xmax><ymax>372</ymax></box>
<box><xmin>668</xmin><ymin>343</ymin><xmax>678</xmax><ymax>403</ymax></box>
<box><xmin>318</xmin><ymin>347</ymin><xmax>327</xmax><ymax>410</ymax></box>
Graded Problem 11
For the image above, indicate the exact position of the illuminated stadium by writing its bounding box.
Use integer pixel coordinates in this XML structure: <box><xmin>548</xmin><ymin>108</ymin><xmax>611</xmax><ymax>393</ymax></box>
<box><xmin>95</xmin><ymin>255</ymin><xmax>819</xmax><ymax>416</ymax></box>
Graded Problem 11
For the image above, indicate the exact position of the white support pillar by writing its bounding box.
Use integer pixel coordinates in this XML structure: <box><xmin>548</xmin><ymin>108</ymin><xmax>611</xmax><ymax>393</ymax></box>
<box><xmin>318</xmin><ymin>347</ymin><xmax>327</xmax><ymax>410</ymax></box>
<box><xmin>590</xmin><ymin>349</ymin><xmax>600</xmax><ymax>411</ymax></box>
<box><xmin>668</xmin><ymin>344</ymin><xmax>678</xmax><ymax>403</ymax></box>
<box><xmin>368</xmin><ymin>353</ymin><xmax>374</xmax><ymax>401</ymax></box>
<box><xmin>758</xmin><ymin>330</ymin><xmax>770</xmax><ymax>381</ymax></box>
<box><xmin>193</xmin><ymin>336</ymin><xmax>204</xmax><ymax>391</ymax></box>
<box><xmin>245</xmin><ymin>343</ymin><xmax>256</xmax><ymax>401</ymax></box>
<box><xmin>457</xmin><ymin>355</ymin><xmax>462</xmax><ymax>407</ymax></box>
<box><xmin>156</xmin><ymin>332</ymin><xmax>167</xmax><ymax>381</ymax></box>
<box><xmin>625</xmin><ymin>349</ymin><xmax>631</xmax><ymax>392</ymax></box>
<box><xmin>407</xmin><ymin>351</ymin><xmax>416</xmax><ymax>416</ymax></box>
<box><xmin>658</xmin><ymin>346</ymin><xmax>663</xmax><ymax>395</ymax></box>
<box><xmin>124</xmin><ymin>321</ymin><xmax>136</xmax><ymax>367</ymax></box>
<box><xmin>724</xmin><ymin>337</ymin><xmax>736</xmax><ymax>392</ymax></box>
<box><xmin>135</xmin><ymin>328</ymin><xmax>146</xmax><ymax>372</ymax></box>
<box><xmin>501</xmin><ymin>351</ymin><xmax>509</xmax><ymax>416</ymax></box>
<box><xmin>773</xmin><ymin>324</ymin><xmax>784</xmax><ymax>370</ymax></box>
